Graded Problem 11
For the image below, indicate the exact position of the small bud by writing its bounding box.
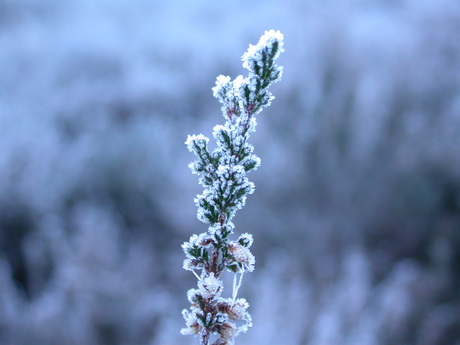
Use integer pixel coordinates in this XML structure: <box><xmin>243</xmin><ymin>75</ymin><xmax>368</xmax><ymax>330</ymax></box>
<box><xmin>228</xmin><ymin>241</ymin><xmax>255</xmax><ymax>272</ymax></box>
<box><xmin>228</xmin><ymin>299</ymin><xmax>249</xmax><ymax>321</ymax></box>
<box><xmin>198</xmin><ymin>273</ymin><xmax>223</xmax><ymax>299</ymax></box>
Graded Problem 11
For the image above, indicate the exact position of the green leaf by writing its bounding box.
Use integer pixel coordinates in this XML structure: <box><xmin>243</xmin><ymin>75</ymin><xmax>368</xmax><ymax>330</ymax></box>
<box><xmin>244</xmin><ymin>160</ymin><xmax>257</xmax><ymax>172</ymax></box>
<box><xmin>188</xmin><ymin>245</ymin><xmax>201</xmax><ymax>258</ymax></box>
<box><xmin>203</xmin><ymin>249</ymin><xmax>209</xmax><ymax>262</ymax></box>
<box><xmin>235</xmin><ymin>187</ymin><xmax>248</xmax><ymax>200</ymax></box>
<box><xmin>226</xmin><ymin>264</ymin><xmax>239</xmax><ymax>273</ymax></box>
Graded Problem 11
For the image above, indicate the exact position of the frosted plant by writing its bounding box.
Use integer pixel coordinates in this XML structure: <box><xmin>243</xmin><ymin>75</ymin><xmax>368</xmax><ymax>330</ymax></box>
<box><xmin>181</xmin><ymin>30</ymin><xmax>284</xmax><ymax>345</ymax></box>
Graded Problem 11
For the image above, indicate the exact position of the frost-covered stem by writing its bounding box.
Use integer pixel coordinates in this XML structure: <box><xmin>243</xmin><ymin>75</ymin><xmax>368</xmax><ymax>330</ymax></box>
<box><xmin>210</xmin><ymin>244</ymin><xmax>221</xmax><ymax>276</ymax></box>
<box><xmin>182</xmin><ymin>30</ymin><xmax>284</xmax><ymax>345</ymax></box>
<box><xmin>201</xmin><ymin>327</ymin><xmax>210</xmax><ymax>345</ymax></box>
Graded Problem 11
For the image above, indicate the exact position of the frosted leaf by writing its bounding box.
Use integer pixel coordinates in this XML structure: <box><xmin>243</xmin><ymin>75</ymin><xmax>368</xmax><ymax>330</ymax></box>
<box><xmin>242</xmin><ymin>44</ymin><xmax>258</xmax><ymax>70</ymax></box>
<box><xmin>188</xmin><ymin>161</ymin><xmax>200</xmax><ymax>174</ymax></box>
<box><xmin>232</xmin><ymin>75</ymin><xmax>249</xmax><ymax>105</ymax></box>
<box><xmin>195</xmin><ymin>192</ymin><xmax>220</xmax><ymax>224</ymax></box>
<box><xmin>213</xmin><ymin>124</ymin><xmax>236</xmax><ymax>152</ymax></box>
<box><xmin>272</xmin><ymin>65</ymin><xmax>284</xmax><ymax>83</ymax></box>
<box><xmin>212</xmin><ymin>75</ymin><xmax>232</xmax><ymax>100</ymax></box>
<box><xmin>185</xmin><ymin>134</ymin><xmax>210</xmax><ymax>156</ymax></box>
<box><xmin>187</xmin><ymin>288</ymin><xmax>200</xmax><ymax>304</ymax></box>
<box><xmin>213</xmin><ymin>124</ymin><xmax>229</xmax><ymax>136</ymax></box>
<box><xmin>233</xmin><ymin>75</ymin><xmax>247</xmax><ymax>90</ymax></box>
<box><xmin>181</xmin><ymin>232</ymin><xmax>214</xmax><ymax>271</ymax></box>
<box><xmin>242</xmin><ymin>154</ymin><xmax>261</xmax><ymax>172</ymax></box>
<box><xmin>196</xmin><ymin>233</ymin><xmax>213</xmax><ymax>247</ymax></box>
<box><xmin>183</xmin><ymin>258</ymin><xmax>198</xmax><ymax>271</ymax></box>
<box><xmin>181</xmin><ymin>236</ymin><xmax>196</xmax><ymax>256</ymax></box>
<box><xmin>181</xmin><ymin>309</ymin><xmax>200</xmax><ymax>335</ymax></box>
<box><xmin>186</xmin><ymin>233</ymin><xmax>213</xmax><ymax>251</ymax></box>
<box><xmin>216</xmin><ymin>165</ymin><xmax>231</xmax><ymax>180</ymax></box>
<box><xmin>237</xmin><ymin>233</ymin><xmax>253</xmax><ymax>248</ymax></box>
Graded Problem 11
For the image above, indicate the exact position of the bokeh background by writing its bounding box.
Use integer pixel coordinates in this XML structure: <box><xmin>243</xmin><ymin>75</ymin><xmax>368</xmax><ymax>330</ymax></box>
<box><xmin>1</xmin><ymin>0</ymin><xmax>460</xmax><ymax>344</ymax></box>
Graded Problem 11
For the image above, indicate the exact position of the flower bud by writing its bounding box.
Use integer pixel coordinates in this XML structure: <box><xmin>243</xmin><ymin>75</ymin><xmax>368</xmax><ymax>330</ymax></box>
<box><xmin>198</xmin><ymin>273</ymin><xmax>223</xmax><ymax>299</ymax></box>
<box><xmin>228</xmin><ymin>241</ymin><xmax>255</xmax><ymax>272</ymax></box>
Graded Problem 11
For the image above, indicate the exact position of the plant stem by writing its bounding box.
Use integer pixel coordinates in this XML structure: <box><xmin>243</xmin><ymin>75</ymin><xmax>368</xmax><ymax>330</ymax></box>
<box><xmin>201</xmin><ymin>328</ymin><xmax>210</xmax><ymax>345</ymax></box>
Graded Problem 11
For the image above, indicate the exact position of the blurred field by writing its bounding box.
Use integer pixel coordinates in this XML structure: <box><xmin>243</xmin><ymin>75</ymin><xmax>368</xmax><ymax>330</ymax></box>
<box><xmin>0</xmin><ymin>0</ymin><xmax>459</xmax><ymax>344</ymax></box>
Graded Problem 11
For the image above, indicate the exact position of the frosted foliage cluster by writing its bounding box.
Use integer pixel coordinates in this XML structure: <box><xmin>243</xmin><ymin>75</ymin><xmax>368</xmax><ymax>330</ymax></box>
<box><xmin>182</xmin><ymin>30</ymin><xmax>284</xmax><ymax>345</ymax></box>
<box><xmin>212</xmin><ymin>30</ymin><xmax>284</xmax><ymax>121</ymax></box>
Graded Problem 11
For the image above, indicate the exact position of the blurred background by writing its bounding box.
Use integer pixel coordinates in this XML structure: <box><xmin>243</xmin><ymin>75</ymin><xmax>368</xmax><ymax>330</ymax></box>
<box><xmin>1</xmin><ymin>0</ymin><xmax>460</xmax><ymax>344</ymax></box>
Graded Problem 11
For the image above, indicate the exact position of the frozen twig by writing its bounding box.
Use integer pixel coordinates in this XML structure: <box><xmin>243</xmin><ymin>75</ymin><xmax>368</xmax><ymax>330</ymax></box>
<box><xmin>181</xmin><ymin>30</ymin><xmax>284</xmax><ymax>345</ymax></box>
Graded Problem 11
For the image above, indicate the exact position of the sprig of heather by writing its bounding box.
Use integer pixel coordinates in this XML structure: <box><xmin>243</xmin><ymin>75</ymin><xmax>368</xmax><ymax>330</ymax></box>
<box><xmin>182</xmin><ymin>30</ymin><xmax>284</xmax><ymax>345</ymax></box>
